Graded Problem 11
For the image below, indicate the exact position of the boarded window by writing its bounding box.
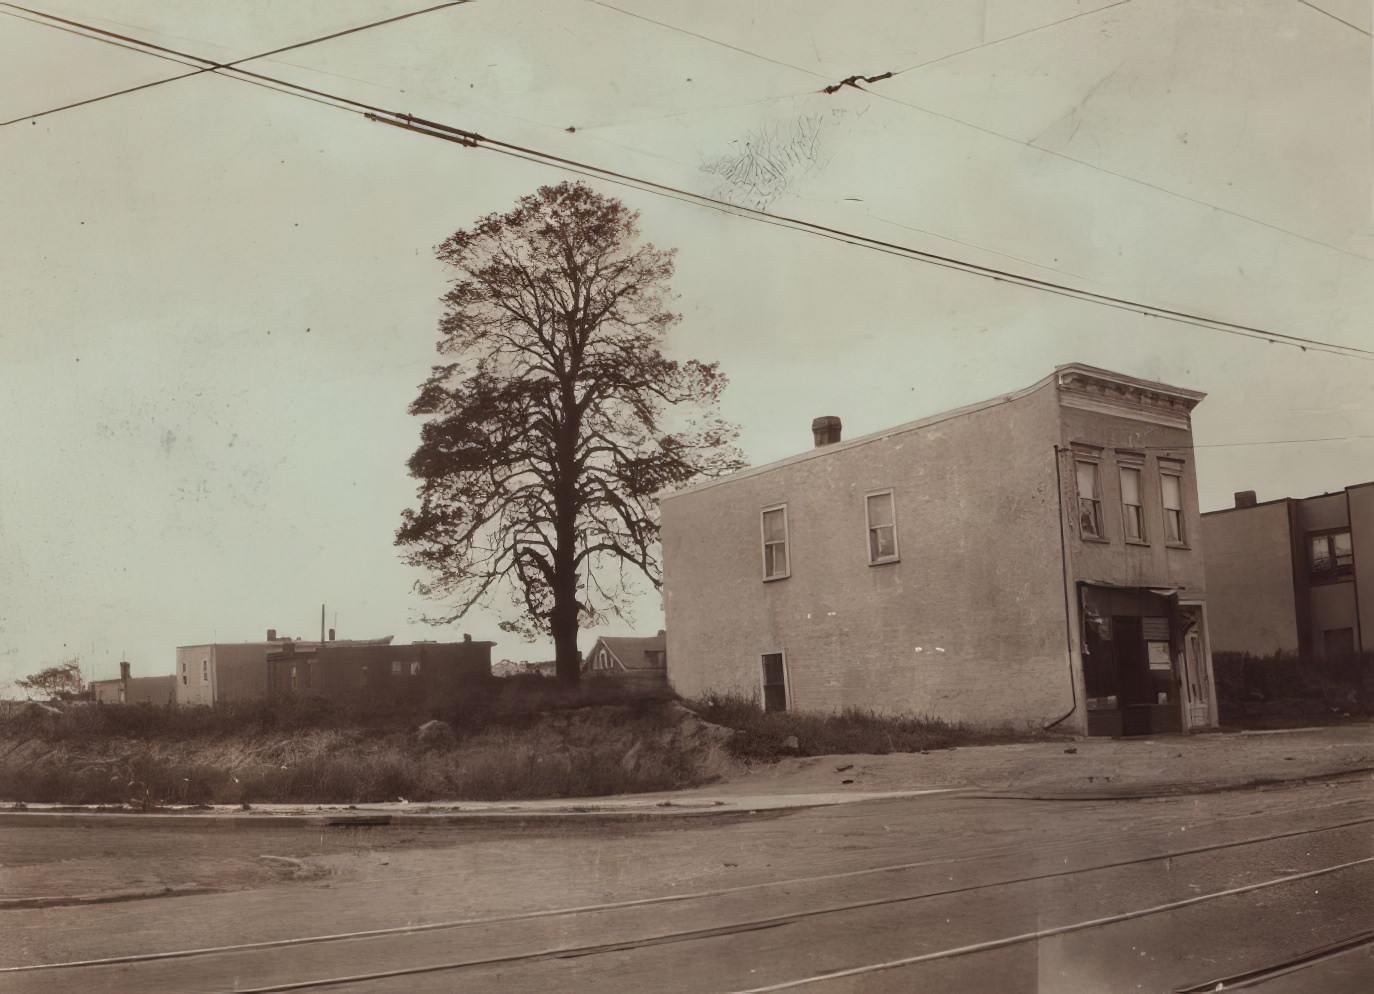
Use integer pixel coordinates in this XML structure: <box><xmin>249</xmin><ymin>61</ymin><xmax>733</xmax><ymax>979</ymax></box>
<box><xmin>866</xmin><ymin>491</ymin><xmax>898</xmax><ymax>563</ymax></box>
<box><xmin>762</xmin><ymin>506</ymin><xmax>789</xmax><ymax>579</ymax></box>
<box><xmin>761</xmin><ymin>653</ymin><xmax>788</xmax><ymax>712</ymax></box>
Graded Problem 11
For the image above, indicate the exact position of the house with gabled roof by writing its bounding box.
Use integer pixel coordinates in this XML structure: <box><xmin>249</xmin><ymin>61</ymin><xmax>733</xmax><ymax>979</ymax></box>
<box><xmin>583</xmin><ymin>631</ymin><xmax>668</xmax><ymax>690</ymax></box>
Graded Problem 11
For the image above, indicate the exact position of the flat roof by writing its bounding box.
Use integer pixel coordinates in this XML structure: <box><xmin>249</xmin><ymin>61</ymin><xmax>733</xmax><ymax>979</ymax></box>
<box><xmin>662</xmin><ymin>363</ymin><xmax>1204</xmax><ymax>501</ymax></box>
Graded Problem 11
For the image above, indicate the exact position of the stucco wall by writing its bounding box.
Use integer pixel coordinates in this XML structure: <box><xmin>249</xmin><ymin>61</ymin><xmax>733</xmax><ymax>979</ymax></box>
<box><xmin>1201</xmin><ymin>502</ymin><xmax>1300</xmax><ymax>655</ymax></box>
<box><xmin>661</xmin><ymin>382</ymin><xmax>1071</xmax><ymax>727</ymax></box>
<box><xmin>174</xmin><ymin>645</ymin><xmax>215</xmax><ymax>706</ymax></box>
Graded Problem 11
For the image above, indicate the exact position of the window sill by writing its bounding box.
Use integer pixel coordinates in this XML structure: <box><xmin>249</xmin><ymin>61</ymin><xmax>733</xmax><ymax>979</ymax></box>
<box><xmin>1125</xmin><ymin>539</ymin><xmax>1151</xmax><ymax>548</ymax></box>
<box><xmin>1165</xmin><ymin>542</ymin><xmax>1190</xmax><ymax>550</ymax></box>
<box><xmin>1310</xmin><ymin>573</ymin><xmax>1354</xmax><ymax>586</ymax></box>
<box><xmin>868</xmin><ymin>557</ymin><xmax>900</xmax><ymax>567</ymax></box>
<box><xmin>1079</xmin><ymin>535</ymin><xmax>1111</xmax><ymax>545</ymax></box>
<box><xmin>763</xmin><ymin>574</ymin><xmax>791</xmax><ymax>582</ymax></box>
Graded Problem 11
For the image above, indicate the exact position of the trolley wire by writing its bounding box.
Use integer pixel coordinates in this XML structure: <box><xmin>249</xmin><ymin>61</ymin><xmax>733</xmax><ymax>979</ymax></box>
<box><xmin>4</xmin><ymin>3</ymin><xmax>1373</xmax><ymax>363</ymax></box>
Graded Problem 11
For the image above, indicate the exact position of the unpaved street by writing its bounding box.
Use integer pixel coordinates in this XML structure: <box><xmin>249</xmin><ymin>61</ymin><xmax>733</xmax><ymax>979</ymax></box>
<box><xmin>3</xmin><ymin>770</ymin><xmax>1370</xmax><ymax>993</ymax></box>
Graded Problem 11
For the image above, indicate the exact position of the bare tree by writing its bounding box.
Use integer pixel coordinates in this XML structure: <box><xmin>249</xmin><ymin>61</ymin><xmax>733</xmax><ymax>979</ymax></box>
<box><xmin>397</xmin><ymin>182</ymin><xmax>744</xmax><ymax>682</ymax></box>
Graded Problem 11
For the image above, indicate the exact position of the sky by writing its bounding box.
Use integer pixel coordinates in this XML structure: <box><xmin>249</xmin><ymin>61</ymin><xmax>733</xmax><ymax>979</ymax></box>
<box><xmin>1</xmin><ymin>0</ymin><xmax>1371</xmax><ymax>692</ymax></box>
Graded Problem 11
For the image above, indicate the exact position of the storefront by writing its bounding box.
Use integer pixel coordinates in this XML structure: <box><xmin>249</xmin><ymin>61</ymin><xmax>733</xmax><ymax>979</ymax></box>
<box><xmin>1080</xmin><ymin>583</ymin><xmax>1212</xmax><ymax>736</ymax></box>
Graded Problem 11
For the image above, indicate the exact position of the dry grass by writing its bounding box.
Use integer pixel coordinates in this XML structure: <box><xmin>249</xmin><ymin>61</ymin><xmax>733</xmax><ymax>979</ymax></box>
<box><xmin>0</xmin><ymin>697</ymin><xmax>736</xmax><ymax>806</ymax></box>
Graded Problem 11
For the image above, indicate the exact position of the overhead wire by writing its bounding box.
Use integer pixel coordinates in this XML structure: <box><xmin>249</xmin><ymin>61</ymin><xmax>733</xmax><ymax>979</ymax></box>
<box><xmin>5</xmin><ymin>4</ymin><xmax>1373</xmax><ymax>364</ymax></box>
<box><xmin>0</xmin><ymin>1</ymin><xmax>471</xmax><ymax>126</ymax></box>
<box><xmin>587</xmin><ymin>0</ymin><xmax>1369</xmax><ymax>263</ymax></box>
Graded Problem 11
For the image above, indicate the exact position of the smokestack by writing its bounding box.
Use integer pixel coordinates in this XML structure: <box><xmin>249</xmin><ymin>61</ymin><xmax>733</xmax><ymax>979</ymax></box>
<box><xmin>119</xmin><ymin>660</ymin><xmax>130</xmax><ymax>704</ymax></box>
<box><xmin>267</xmin><ymin>628</ymin><xmax>277</xmax><ymax>641</ymax></box>
<box><xmin>811</xmin><ymin>416</ymin><xmax>842</xmax><ymax>448</ymax></box>
<box><xmin>1234</xmin><ymin>490</ymin><xmax>1257</xmax><ymax>509</ymax></box>
<box><xmin>321</xmin><ymin>604</ymin><xmax>326</xmax><ymax>643</ymax></box>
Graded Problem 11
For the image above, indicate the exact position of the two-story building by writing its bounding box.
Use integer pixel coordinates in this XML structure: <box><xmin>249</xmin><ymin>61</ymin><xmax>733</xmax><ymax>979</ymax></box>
<box><xmin>660</xmin><ymin>364</ymin><xmax>1218</xmax><ymax>737</ymax></box>
<box><xmin>1201</xmin><ymin>482</ymin><xmax>1372</xmax><ymax>676</ymax></box>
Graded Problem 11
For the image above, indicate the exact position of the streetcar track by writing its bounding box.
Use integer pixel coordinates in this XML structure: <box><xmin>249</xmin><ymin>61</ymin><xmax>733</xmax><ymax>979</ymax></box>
<box><xmin>5</xmin><ymin>814</ymin><xmax>1370</xmax><ymax>984</ymax></box>
<box><xmin>731</xmin><ymin>857</ymin><xmax>1374</xmax><ymax>993</ymax></box>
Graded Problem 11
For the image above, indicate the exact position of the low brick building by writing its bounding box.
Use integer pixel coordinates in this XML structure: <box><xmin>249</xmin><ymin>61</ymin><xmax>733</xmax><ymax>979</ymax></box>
<box><xmin>91</xmin><ymin>662</ymin><xmax>175</xmax><ymax>706</ymax></box>
<box><xmin>660</xmin><ymin>364</ymin><xmax>1218</xmax><ymax>737</ymax></box>
<box><xmin>266</xmin><ymin>636</ymin><xmax>495</xmax><ymax>703</ymax></box>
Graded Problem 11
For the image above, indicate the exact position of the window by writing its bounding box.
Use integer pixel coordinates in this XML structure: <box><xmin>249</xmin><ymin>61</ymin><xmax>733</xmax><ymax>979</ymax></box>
<box><xmin>866</xmin><ymin>491</ymin><xmax>899</xmax><ymax>564</ymax></box>
<box><xmin>303</xmin><ymin>663</ymin><xmax>312</xmax><ymax>689</ymax></box>
<box><xmin>1310</xmin><ymin>530</ymin><xmax>1353</xmax><ymax>579</ymax></box>
<box><xmin>1075</xmin><ymin>459</ymin><xmax>1103</xmax><ymax>539</ymax></box>
<box><xmin>761</xmin><ymin>505</ymin><xmax>790</xmax><ymax>579</ymax></box>
<box><xmin>1119</xmin><ymin>465</ymin><xmax>1145</xmax><ymax>543</ymax></box>
<box><xmin>761</xmin><ymin>652</ymin><xmax>788</xmax><ymax>712</ymax></box>
<box><xmin>359</xmin><ymin>664</ymin><xmax>369</xmax><ymax>687</ymax></box>
<box><xmin>289</xmin><ymin>665</ymin><xmax>298</xmax><ymax>691</ymax></box>
<box><xmin>202</xmin><ymin>659</ymin><xmax>209</xmax><ymax>683</ymax></box>
<box><xmin>391</xmin><ymin>660</ymin><xmax>403</xmax><ymax>676</ymax></box>
<box><xmin>594</xmin><ymin>647</ymin><xmax>612</xmax><ymax>671</ymax></box>
<box><xmin>181</xmin><ymin>661</ymin><xmax>188</xmax><ymax>686</ymax></box>
<box><xmin>1159</xmin><ymin>462</ymin><xmax>1186</xmax><ymax>545</ymax></box>
<box><xmin>410</xmin><ymin>661</ymin><xmax>421</xmax><ymax>676</ymax></box>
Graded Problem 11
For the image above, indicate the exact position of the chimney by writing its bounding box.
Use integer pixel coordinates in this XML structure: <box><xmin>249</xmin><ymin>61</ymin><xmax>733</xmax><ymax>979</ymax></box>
<box><xmin>811</xmin><ymin>416</ymin><xmax>842</xmax><ymax>448</ymax></box>
<box><xmin>1234</xmin><ymin>490</ymin><xmax>1257</xmax><ymax>509</ymax></box>
<box><xmin>267</xmin><ymin>628</ymin><xmax>277</xmax><ymax>641</ymax></box>
<box><xmin>119</xmin><ymin>661</ymin><xmax>130</xmax><ymax>704</ymax></box>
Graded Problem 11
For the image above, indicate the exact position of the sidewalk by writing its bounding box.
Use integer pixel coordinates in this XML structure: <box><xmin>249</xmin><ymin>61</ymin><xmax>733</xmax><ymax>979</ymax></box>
<box><xmin>2</xmin><ymin>724</ymin><xmax>1368</xmax><ymax>825</ymax></box>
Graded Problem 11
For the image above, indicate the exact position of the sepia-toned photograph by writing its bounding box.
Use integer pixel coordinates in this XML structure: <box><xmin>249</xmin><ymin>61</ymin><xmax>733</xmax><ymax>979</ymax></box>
<box><xmin>1</xmin><ymin>2</ymin><xmax>1371</xmax><ymax>991</ymax></box>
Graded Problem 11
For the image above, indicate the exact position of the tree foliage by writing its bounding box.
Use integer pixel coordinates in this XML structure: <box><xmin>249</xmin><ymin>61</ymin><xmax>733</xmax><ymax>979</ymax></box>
<box><xmin>397</xmin><ymin>182</ymin><xmax>744</xmax><ymax>682</ymax></box>
<box><xmin>16</xmin><ymin>658</ymin><xmax>85</xmax><ymax>701</ymax></box>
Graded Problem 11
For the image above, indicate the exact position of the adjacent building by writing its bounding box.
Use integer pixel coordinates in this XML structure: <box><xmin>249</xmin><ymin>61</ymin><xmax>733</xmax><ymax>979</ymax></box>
<box><xmin>660</xmin><ymin>364</ymin><xmax>1218</xmax><ymax>737</ymax></box>
<box><xmin>583</xmin><ymin>631</ymin><xmax>668</xmax><ymax>690</ymax></box>
<box><xmin>266</xmin><ymin>635</ymin><xmax>495</xmax><ymax>702</ymax></box>
<box><xmin>1201</xmin><ymin>482</ymin><xmax>1372</xmax><ymax>668</ymax></box>
<box><xmin>90</xmin><ymin>662</ymin><xmax>175</xmax><ymax>706</ymax></box>
<box><xmin>174</xmin><ymin>631</ymin><xmax>322</xmax><ymax>706</ymax></box>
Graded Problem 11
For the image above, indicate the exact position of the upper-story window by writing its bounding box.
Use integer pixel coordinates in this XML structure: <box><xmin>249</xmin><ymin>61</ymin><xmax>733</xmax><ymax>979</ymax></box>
<box><xmin>1159</xmin><ymin>460</ymin><xmax>1186</xmax><ymax>545</ymax></box>
<box><xmin>866</xmin><ymin>491</ymin><xmax>899</xmax><ymax>564</ymax></box>
<box><xmin>201</xmin><ymin>659</ymin><xmax>209</xmax><ymax>683</ymax></box>
<box><xmin>1310</xmin><ymin>530</ymin><xmax>1353</xmax><ymax>579</ymax></box>
<box><xmin>761</xmin><ymin>505</ymin><xmax>790</xmax><ymax>579</ymax></box>
<box><xmin>1119</xmin><ymin>461</ymin><xmax>1146</xmax><ymax>543</ymax></box>
<box><xmin>1075</xmin><ymin>457</ymin><xmax>1104</xmax><ymax>540</ymax></box>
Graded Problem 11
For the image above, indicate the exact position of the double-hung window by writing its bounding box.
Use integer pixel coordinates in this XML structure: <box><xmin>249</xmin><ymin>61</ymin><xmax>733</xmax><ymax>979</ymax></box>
<box><xmin>1119</xmin><ymin>458</ymin><xmax>1146</xmax><ymax>543</ymax></box>
<box><xmin>761</xmin><ymin>505</ymin><xmax>790</xmax><ymax>579</ymax></box>
<box><xmin>866</xmin><ymin>491</ymin><xmax>899</xmax><ymax>564</ymax></box>
<box><xmin>1160</xmin><ymin>461</ymin><xmax>1186</xmax><ymax>545</ymax></box>
<box><xmin>1075</xmin><ymin>456</ymin><xmax>1104</xmax><ymax>540</ymax></box>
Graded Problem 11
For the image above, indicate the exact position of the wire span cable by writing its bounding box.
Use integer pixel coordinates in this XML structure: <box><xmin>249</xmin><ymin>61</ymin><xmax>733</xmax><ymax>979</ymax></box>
<box><xmin>6</xmin><ymin>3</ymin><xmax>1372</xmax><ymax>363</ymax></box>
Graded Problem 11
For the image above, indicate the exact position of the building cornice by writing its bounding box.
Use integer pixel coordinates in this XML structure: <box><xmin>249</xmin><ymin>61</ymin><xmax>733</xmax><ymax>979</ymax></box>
<box><xmin>1055</xmin><ymin>364</ymin><xmax>1205</xmax><ymax>430</ymax></box>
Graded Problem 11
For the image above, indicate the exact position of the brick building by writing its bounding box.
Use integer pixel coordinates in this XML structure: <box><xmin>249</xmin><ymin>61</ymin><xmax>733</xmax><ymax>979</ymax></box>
<box><xmin>1201</xmin><ymin>482</ymin><xmax>1372</xmax><ymax>670</ymax></box>
<box><xmin>660</xmin><ymin>364</ymin><xmax>1218</xmax><ymax>737</ymax></box>
<box><xmin>266</xmin><ymin>636</ymin><xmax>495</xmax><ymax>703</ymax></box>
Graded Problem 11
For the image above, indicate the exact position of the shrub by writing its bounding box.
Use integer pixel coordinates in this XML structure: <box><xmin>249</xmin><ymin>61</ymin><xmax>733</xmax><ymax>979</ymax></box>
<box><xmin>684</xmin><ymin>692</ymin><xmax>1042</xmax><ymax>760</ymax></box>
